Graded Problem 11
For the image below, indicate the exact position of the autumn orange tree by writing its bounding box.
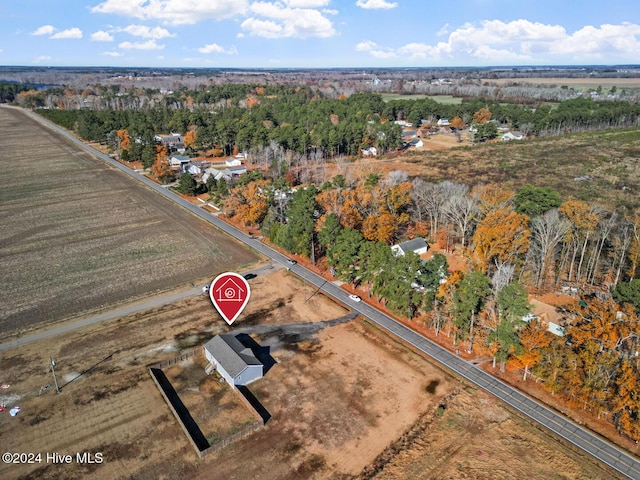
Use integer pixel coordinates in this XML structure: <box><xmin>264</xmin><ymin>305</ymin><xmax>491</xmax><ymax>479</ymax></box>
<box><xmin>383</xmin><ymin>182</ymin><xmax>412</xmax><ymax>224</ymax></box>
<box><xmin>245</xmin><ymin>95</ymin><xmax>259</xmax><ymax>109</ymax></box>
<box><xmin>151</xmin><ymin>145</ymin><xmax>173</xmax><ymax>183</ymax></box>
<box><xmin>224</xmin><ymin>180</ymin><xmax>269</xmax><ymax>227</ymax></box>
<box><xmin>611</xmin><ymin>360</ymin><xmax>640</xmax><ymax>441</ymax></box>
<box><xmin>360</xmin><ymin>181</ymin><xmax>412</xmax><ymax>243</ymax></box>
<box><xmin>116</xmin><ymin>129</ymin><xmax>130</xmax><ymax>152</ymax></box>
<box><xmin>183</xmin><ymin>129</ymin><xmax>197</xmax><ymax>151</ymax></box>
<box><xmin>515</xmin><ymin>319</ymin><xmax>552</xmax><ymax>380</ymax></box>
<box><xmin>562</xmin><ymin>298</ymin><xmax>639</xmax><ymax>414</ymax></box>
<box><xmin>449</xmin><ymin>116</ymin><xmax>465</xmax><ymax>129</ymax></box>
<box><xmin>472</xmin><ymin>208</ymin><xmax>530</xmax><ymax>274</ymax></box>
<box><xmin>472</xmin><ymin>184</ymin><xmax>515</xmax><ymax>214</ymax></box>
<box><xmin>472</xmin><ymin>107</ymin><xmax>492</xmax><ymax>124</ymax></box>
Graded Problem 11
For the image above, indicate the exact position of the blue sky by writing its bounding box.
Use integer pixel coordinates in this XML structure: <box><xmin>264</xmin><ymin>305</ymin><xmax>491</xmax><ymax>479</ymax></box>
<box><xmin>1</xmin><ymin>0</ymin><xmax>638</xmax><ymax>68</ymax></box>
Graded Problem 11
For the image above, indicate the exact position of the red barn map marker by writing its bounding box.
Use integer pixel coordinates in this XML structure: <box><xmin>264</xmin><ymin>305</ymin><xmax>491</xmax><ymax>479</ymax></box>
<box><xmin>209</xmin><ymin>272</ymin><xmax>251</xmax><ymax>325</ymax></box>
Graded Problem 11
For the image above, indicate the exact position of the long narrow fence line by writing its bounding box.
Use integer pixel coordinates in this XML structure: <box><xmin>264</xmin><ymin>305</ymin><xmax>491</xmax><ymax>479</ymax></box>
<box><xmin>151</xmin><ymin>347</ymin><xmax>199</xmax><ymax>370</ymax></box>
<box><xmin>199</xmin><ymin>421</ymin><xmax>263</xmax><ymax>457</ymax></box>
<box><xmin>148</xmin><ymin>348</ymin><xmax>266</xmax><ymax>458</ymax></box>
<box><xmin>148</xmin><ymin>367</ymin><xmax>210</xmax><ymax>457</ymax></box>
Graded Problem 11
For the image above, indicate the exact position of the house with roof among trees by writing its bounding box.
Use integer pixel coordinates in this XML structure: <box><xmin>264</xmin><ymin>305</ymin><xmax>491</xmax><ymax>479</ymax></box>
<box><xmin>391</xmin><ymin>238</ymin><xmax>430</xmax><ymax>256</ymax></box>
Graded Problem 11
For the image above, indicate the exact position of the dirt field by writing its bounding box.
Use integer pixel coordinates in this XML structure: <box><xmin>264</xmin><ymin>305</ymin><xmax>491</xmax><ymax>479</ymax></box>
<box><xmin>162</xmin><ymin>353</ymin><xmax>259</xmax><ymax>447</ymax></box>
<box><xmin>0</xmin><ymin>269</ymin><xmax>621</xmax><ymax>480</ymax></box>
<box><xmin>368</xmin><ymin>387</ymin><xmax>614</xmax><ymax>480</ymax></box>
<box><xmin>0</xmin><ymin>107</ymin><xmax>257</xmax><ymax>338</ymax></box>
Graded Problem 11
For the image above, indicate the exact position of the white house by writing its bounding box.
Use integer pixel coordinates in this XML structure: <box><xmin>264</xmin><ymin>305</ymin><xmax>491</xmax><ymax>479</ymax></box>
<box><xmin>155</xmin><ymin>133</ymin><xmax>185</xmax><ymax>152</ymax></box>
<box><xmin>408</xmin><ymin>138</ymin><xmax>423</xmax><ymax>148</ymax></box>
<box><xmin>547</xmin><ymin>322</ymin><xmax>566</xmax><ymax>337</ymax></box>
<box><xmin>391</xmin><ymin>238</ymin><xmax>429</xmax><ymax>256</ymax></box>
<box><xmin>202</xmin><ymin>168</ymin><xmax>231</xmax><ymax>184</ymax></box>
<box><xmin>203</xmin><ymin>334</ymin><xmax>263</xmax><ymax>387</ymax></box>
<box><xmin>187</xmin><ymin>164</ymin><xmax>202</xmax><ymax>175</ymax></box>
<box><xmin>225</xmin><ymin>158</ymin><xmax>242</xmax><ymax>167</ymax></box>
<box><xmin>362</xmin><ymin>146</ymin><xmax>378</xmax><ymax>156</ymax></box>
<box><xmin>437</xmin><ymin>118</ymin><xmax>450</xmax><ymax>127</ymax></box>
<box><xmin>228</xmin><ymin>166</ymin><xmax>247</xmax><ymax>177</ymax></box>
<box><xmin>502</xmin><ymin>131</ymin><xmax>525</xmax><ymax>141</ymax></box>
<box><xmin>170</xmin><ymin>154</ymin><xmax>191</xmax><ymax>170</ymax></box>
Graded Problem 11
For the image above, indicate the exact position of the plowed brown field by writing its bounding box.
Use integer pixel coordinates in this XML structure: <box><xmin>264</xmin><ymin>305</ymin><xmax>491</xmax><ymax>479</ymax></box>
<box><xmin>0</xmin><ymin>107</ymin><xmax>257</xmax><ymax>338</ymax></box>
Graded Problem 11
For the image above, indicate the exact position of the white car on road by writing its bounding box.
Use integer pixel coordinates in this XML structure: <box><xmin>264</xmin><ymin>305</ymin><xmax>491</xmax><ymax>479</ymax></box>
<box><xmin>348</xmin><ymin>294</ymin><xmax>361</xmax><ymax>302</ymax></box>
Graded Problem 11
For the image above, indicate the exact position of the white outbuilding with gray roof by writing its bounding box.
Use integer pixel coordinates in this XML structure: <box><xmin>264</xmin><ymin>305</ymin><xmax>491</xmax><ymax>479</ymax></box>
<box><xmin>203</xmin><ymin>334</ymin><xmax>263</xmax><ymax>386</ymax></box>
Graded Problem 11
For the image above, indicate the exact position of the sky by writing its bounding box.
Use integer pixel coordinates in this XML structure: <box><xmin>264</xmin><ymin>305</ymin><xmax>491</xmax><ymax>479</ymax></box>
<box><xmin>0</xmin><ymin>0</ymin><xmax>639</xmax><ymax>68</ymax></box>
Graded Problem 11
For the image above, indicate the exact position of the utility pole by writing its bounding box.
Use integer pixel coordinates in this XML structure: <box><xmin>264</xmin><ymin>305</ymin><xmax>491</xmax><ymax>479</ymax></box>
<box><xmin>50</xmin><ymin>357</ymin><xmax>60</xmax><ymax>393</ymax></box>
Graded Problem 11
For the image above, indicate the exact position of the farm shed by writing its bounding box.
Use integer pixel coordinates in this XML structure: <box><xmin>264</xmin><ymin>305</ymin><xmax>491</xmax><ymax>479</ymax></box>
<box><xmin>391</xmin><ymin>238</ymin><xmax>430</xmax><ymax>256</ymax></box>
<box><xmin>203</xmin><ymin>334</ymin><xmax>263</xmax><ymax>386</ymax></box>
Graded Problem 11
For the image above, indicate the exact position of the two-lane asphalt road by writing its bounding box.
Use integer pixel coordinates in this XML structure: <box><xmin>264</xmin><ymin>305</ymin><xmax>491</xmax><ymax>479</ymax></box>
<box><xmin>17</xmin><ymin>106</ymin><xmax>640</xmax><ymax>479</ymax></box>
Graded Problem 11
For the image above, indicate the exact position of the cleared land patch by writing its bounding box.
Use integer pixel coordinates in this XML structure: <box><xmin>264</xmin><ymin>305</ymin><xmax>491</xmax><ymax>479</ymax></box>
<box><xmin>381</xmin><ymin>93</ymin><xmax>463</xmax><ymax>104</ymax></box>
<box><xmin>0</xmin><ymin>270</ymin><xmax>621</xmax><ymax>479</ymax></box>
<box><xmin>489</xmin><ymin>77</ymin><xmax>640</xmax><ymax>91</ymax></box>
<box><xmin>380</xmin><ymin>128</ymin><xmax>640</xmax><ymax>210</ymax></box>
<box><xmin>0</xmin><ymin>107</ymin><xmax>257</xmax><ymax>338</ymax></box>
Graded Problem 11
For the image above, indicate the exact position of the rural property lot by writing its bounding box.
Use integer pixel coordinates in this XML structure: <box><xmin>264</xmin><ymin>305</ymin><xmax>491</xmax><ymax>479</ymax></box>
<box><xmin>0</xmin><ymin>270</ymin><xmax>619</xmax><ymax>480</ymax></box>
<box><xmin>0</xmin><ymin>106</ymin><xmax>257</xmax><ymax>339</ymax></box>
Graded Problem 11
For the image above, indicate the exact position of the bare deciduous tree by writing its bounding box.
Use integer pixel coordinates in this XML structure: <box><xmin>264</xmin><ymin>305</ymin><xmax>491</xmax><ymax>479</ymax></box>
<box><xmin>528</xmin><ymin>209</ymin><xmax>571</xmax><ymax>288</ymax></box>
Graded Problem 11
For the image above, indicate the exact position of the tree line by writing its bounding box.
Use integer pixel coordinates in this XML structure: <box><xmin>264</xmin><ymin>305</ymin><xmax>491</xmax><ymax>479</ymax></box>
<box><xmin>27</xmin><ymin>85</ymin><xmax>640</xmax><ymax>161</ymax></box>
<box><xmin>219</xmin><ymin>169</ymin><xmax>640</xmax><ymax>441</ymax></box>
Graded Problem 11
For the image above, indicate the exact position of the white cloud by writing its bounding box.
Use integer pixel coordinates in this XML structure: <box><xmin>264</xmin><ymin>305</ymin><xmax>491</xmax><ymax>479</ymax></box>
<box><xmin>241</xmin><ymin>18</ymin><xmax>283</xmax><ymax>38</ymax></box>
<box><xmin>397</xmin><ymin>42</ymin><xmax>438</xmax><ymax>60</ymax></box>
<box><xmin>91</xmin><ymin>0</ymin><xmax>249</xmax><ymax>25</ymax></box>
<box><xmin>548</xmin><ymin>22</ymin><xmax>640</xmax><ymax>58</ymax></box>
<box><xmin>33</xmin><ymin>55</ymin><xmax>52</xmax><ymax>63</ymax></box>
<box><xmin>32</xmin><ymin>25</ymin><xmax>55</xmax><ymax>36</ymax></box>
<box><xmin>360</xmin><ymin>20</ymin><xmax>640</xmax><ymax>64</ymax></box>
<box><xmin>91</xmin><ymin>30</ymin><xmax>114</xmax><ymax>41</ymax></box>
<box><xmin>103</xmin><ymin>51</ymin><xmax>123</xmax><ymax>56</ymax></box>
<box><xmin>51</xmin><ymin>28</ymin><xmax>83</xmax><ymax>39</ymax></box>
<box><xmin>198</xmin><ymin>43</ymin><xmax>238</xmax><ymax>54</ymax></box>
<box><xmin>118</xmin><ymin>39</ymin><xmax>164</xmax><ymax>50</ymax></box>
<box><xmin>242</xmin><ymin>1</ymin><xmax>336</xmax><ymax>38</ymax></box>
<box><xmin>285</xmin><ymin>0</ymin><xmax>330</xmax><ymax>6</ymax></box>
<box><xmin>356</xmin><ymin>0</ymin><xmax>398</xmax><ymax>9</ymax></box>
<box><xmin>119</xmin><ymin>24</ymin><xmax>175</xmax><ymax>39</ymax></box>
<box><xmin>356</xmin><ymin>40</ymin><xmax>396</xmax><ymax>58</ymax></box>
<box><xmin>356</xmin><ymin>40</ymin><xmax>377</xmax><ymax>51</ymax></box>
